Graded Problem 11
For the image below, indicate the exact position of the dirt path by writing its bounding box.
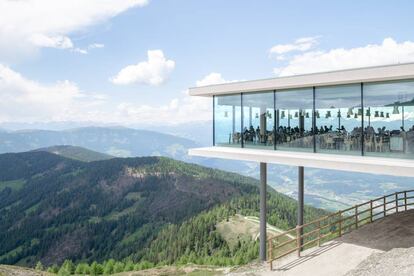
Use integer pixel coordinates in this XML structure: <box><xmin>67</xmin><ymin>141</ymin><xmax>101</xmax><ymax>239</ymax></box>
<box><xmin>243</xmin><ymin>216</ymin><xmax>295</xmax><ymax>239</ymax></box>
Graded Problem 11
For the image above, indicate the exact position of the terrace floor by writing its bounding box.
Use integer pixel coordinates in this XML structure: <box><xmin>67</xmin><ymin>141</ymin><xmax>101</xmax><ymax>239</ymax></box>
<box><xmin>229</xmin><ymin>209</ymin><xmax>414</xmax><ymax>276</ymax></box>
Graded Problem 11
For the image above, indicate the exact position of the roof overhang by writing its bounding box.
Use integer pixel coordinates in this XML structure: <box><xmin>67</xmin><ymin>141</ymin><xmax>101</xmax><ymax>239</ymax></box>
<box><xmin>189</xmin><ymin>147</ymin><xmax>414</xmax><ymax>177</ymax></box>
<box><xmin>189</xmin><ymin>63</ymin><xmax>414</xmax><ymax>97</ymax></box>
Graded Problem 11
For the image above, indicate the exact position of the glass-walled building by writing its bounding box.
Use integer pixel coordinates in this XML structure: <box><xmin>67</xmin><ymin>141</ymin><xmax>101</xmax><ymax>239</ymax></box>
<box><xmin>213</xmin><ymin>79</ymin><xmax>414</xmax><ymax>159</ymax></box>
<box><xmin>191</xmin><ymin>63</ymin><xmax>414</xmax><ymax>263</ymax></box>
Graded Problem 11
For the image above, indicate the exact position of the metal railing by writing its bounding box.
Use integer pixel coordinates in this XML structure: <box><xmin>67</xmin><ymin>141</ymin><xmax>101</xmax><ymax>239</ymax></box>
<box><xmin>267</xmin><ymin>189</ymin><xmax>414</xmax><ymax>270</ymax></box>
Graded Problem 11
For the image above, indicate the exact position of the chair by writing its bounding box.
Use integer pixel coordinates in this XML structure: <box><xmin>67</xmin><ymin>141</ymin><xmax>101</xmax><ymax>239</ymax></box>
<box><xmin>325</xmin><ymin>135</ymin><xmax>335</xmax><ymax>149</ymax></box>
<box><xmin>344</xmin><ymin>136</ymin><xmax>353</xmax><ymax>151</ymax></box>
<box><xmin>267</xmin><ymin>133</ymin><xmax>274</xmax><ymax>146</ymax></box>
<box><xmin>364</xmin><ymin>136</ymin><xmax>374</xmax><ymax>152</ymax></box>
<box><xmin>375</xmin><ymin>136</ymin><xmax>386</xmax><ymax>152</ymax></box>
<box><xmin>232</xmin><ymin>132</ymin><xmax>241</xmax><ymax>144</ymax></box>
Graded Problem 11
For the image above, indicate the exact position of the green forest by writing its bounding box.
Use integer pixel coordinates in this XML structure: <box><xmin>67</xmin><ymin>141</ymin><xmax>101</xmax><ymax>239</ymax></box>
<box><xmin>0</xmin><ymin>149</ymin><xmax>327</xmax><ymax>273</ymax></box>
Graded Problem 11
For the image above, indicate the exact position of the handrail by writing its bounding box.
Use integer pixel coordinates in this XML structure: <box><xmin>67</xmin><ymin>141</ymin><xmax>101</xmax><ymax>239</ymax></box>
<box><xmin>268</xmin><ymin>189</ymin><xmax>414</xmax><ymax>270</ymax></box>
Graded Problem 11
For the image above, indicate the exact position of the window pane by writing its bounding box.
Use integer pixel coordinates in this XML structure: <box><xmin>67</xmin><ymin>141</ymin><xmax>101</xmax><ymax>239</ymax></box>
<box><xmin>275</xmin><ymin>88</ymin><xmax>313</xmax><ymax>152</ymax></box>
<box><xmin>315</xmin><ymin>84</ymin><xmax>362</xmax><ymax>155</ymax></box>
<box><xmin>364</xmin><ymin>80</ymin><xmax>414</xmax><ymax>159</ymax></box>
<box><xmin>214</xmin><ymin>95</ymin><xmax>242</xmax><ymax>147</ymax></box>
<box><xmin>242</xmin><ymin>91</ymin><xmax>274</xmax><ymax>149</ymax></box>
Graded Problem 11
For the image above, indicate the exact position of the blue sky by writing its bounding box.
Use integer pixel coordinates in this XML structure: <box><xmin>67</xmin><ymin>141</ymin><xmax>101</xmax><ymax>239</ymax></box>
<box><xmin>1</xmin><ymin>0</ymin><xmax>414</xmax><ymax>126</ymax></box>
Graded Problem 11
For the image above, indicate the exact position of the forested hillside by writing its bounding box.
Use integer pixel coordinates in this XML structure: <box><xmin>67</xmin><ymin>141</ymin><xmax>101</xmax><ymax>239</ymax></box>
<box><xmin>0</xmin><ymin>150</ymin><xmax>326</xmax><ymax>269</ymax></box>
<box><xmin>33</xmin><ymin>145</ymin><xmax>113</xmax><ymax>162</ymax></box>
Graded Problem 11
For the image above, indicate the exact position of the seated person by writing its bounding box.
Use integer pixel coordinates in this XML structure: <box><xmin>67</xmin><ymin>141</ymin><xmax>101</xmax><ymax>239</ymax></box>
<box><xmin>339</xmin><ymin>125</ymin><xmax>347</xmax><ymax>135</ymax></box>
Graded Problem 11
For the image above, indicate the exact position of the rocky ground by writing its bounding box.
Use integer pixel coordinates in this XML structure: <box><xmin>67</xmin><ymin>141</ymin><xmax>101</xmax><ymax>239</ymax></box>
<box><xmin>345</xmin><ymin>247</ymin><xmax>414</xmax><ymax>276</ymax></box>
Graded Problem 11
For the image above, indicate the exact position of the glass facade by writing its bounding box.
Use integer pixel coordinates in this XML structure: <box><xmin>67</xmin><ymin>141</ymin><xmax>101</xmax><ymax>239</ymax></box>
<box><xmin>315</xmin><ymin>84</ymin><xmax>362</xmax><ymax>155</ymax></box>
<box><xmin>213</xmin><ymin>94</ymin><xmax>241</xmax><ymax>147</ymax></box>
<box><xmin>242</xmin><ymin>92</ymin><xmax>274</xmax><ymax>149</ymax></box>
<box><xmin>276</xmin><ymin>88</ymin><xmax>313</xmax><ymax>152</ymax></box>
<box><xmin>364</xmin><ymin>80</ymin><xmax>414</xmax><ymax>158</ymax></box>
<box><xmin>213</xmin><ymin>79</ymin><xmax>414</xmax><ymax>160</ymax></box>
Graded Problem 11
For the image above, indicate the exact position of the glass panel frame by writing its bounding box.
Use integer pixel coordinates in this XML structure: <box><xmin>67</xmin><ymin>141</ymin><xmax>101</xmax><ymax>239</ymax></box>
<box><xmin>275</xmin><ymin>88</ymin><xmax>314</xmax><ymax>152</ymax></box>
<box><xmin>213</xmin><ymin>94</ymin><xmax>242</xmax><ymax>148</ymax></box>
<box><xmin>315</xmin><ymin>84</ymin><xmax>363</xmax><ymax>155</ymax></box>
<box><xmin>241</xmin><ymin>91</ymin><xmax>275</xmax><ymax>150</ymax></box>
<box><xmin>363</xmin><ymin>79</ymin><xmax>414</xmax><ymax>159</ymax></box>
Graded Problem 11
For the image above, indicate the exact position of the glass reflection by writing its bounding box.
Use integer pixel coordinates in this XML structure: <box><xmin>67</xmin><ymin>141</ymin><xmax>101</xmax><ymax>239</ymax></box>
<box><xmin>364</xmin><ymin>80</ymin><xmax>414</xmax><ymax>158</ymax></box>
<box><xmin>315</xmin><ymin>84</ymin><xmax>362</xmax><ymax>154</ymax></box>
<box><xmin>242</xmin><ymin>92</ymin><xmax>274</xmax><ymax>149</ymax></box>
<box><xmin>275</xmin><ymin>88</ymin><xmax>313</xmax><ymax>151</ymax></box>
<box><xmin>214</xmin><ymin>95</ymin><xmax>242</xmax><ymax>147</ymax></box>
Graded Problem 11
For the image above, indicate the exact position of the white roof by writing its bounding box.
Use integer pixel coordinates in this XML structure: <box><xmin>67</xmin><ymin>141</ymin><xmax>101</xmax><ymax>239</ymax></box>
<box><xmin>189</xmin><ymin>147</ymin><xmax>414</xmax><ymax>177</ymax></box>
<box><xmin>189</xmin><ymin>63</ymin><xmax>414</xmax><ymax>97</ymax></box>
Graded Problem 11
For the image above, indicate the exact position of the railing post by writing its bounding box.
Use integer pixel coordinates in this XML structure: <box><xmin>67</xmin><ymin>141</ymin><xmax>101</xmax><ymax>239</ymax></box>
<box><xmin>395</xmin><ymin>192</ymin><xmax>399</xmax><ymax>213</ymax></box>
<box><xmin>405</xmin><ymin>191</ymin><xmax>408</xmax><ymax>211</ymax></box>
<box><xmin>317</xmin><ymin>220</ymin><xmax>321</xmax><ymax>247</ymax></box>
<box><xmin>383</xmin><ymin>196</ymin><xmax>386</xmax><ymax>217</ymax></box>
<box><xmin>338</xmin><ymin>212</ymin><xmax>342</xmax><ymax>237</ymax></box>
<box><xmin>370</xmin><ymin>200</ymin><xmax>373</xmax><ymax>223</ymax></box>
<box><xmin>296</xmin><ymin>226</ymin><xmax>301</xmax><ymax>257</ymax></box>
<box><xmin>268</xmin><ymin>239</ymin><xmax>272</xmax><ymax>270</ymax></box>
<box><xmin>355</xmin><ymin>206</ymin><xmax>358</xmax><ymax>229</ymax></box>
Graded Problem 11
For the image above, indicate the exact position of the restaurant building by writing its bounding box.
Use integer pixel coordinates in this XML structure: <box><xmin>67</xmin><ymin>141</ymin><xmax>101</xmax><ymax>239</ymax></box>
<box><xmin>188</xmin><ymin>63</ymin><xmax>414</xmax><ymax>261</ymax></box>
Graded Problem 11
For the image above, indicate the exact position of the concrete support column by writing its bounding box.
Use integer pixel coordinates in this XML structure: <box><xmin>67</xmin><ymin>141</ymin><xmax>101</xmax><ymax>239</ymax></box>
<box><xmin>260</xmin><ymin>162</ymin><xmax>267</xmax><ymax>261</ymax></box>
<box><xmin>298</xmin><ymin>166</ymin><xmax>304</xmax><ymax>249</ymax></box>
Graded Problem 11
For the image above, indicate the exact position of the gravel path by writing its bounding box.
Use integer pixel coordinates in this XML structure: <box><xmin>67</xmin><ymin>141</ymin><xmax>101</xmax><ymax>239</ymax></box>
<box><xmin>345</xmin><ymin>247</ymin><xmax>414</xmax><ymax>276</ymax></box>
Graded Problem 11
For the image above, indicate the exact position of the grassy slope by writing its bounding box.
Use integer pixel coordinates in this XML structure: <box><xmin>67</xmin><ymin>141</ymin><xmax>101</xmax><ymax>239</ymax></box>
<box><xmin>0</xmin><ymin>265</ymin><xmax>52</xmax><ymax>276</ymax></box>
<box><xmin>33</xmin><ymin>145</ymin><xmax>113</xmax><ymax>162</ymax></box>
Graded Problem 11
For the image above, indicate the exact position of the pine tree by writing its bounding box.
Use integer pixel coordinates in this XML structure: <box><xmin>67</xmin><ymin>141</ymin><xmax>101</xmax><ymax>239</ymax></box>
<box><xmin>35</xmin><ymin>261</ymin><xmax>44</xmax><ymax>271</ymax></box>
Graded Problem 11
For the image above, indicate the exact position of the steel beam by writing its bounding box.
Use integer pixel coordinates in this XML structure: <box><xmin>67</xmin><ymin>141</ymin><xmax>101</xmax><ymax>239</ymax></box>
<box><xmin>298</xmin><ymin>166</ymin><xmax>304</xmax><ymax>249</ymax></box>
<box><xmin>260</xmin><ymin>162</ymin><xmax>267</xmax><ymax>261</ymax></box>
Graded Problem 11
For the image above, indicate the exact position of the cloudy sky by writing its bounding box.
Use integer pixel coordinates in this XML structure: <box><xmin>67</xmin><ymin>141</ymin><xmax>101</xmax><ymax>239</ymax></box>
<box><xmin>1</xmin><ymin>0</ymin><xmax>414</xmax><ymax>126</ymax></box>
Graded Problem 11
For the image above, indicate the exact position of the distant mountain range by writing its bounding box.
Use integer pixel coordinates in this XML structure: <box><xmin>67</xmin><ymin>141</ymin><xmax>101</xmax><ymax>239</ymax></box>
<box><xmin>1</xmin><ymin>126</ymin><xmax>413</xmax><ymax>211</ymax></box>
<box><xmin>0</xmin><ymin>149</ymin><xmax>326</xmax><ymax>267</ymax></box>
<box><xmin>0</xmin><ymin>127</ymin><xmax>198</xmax><ymax>161</ymax></box>
<box><xmin>0</xmin><ymin>126</ymin><xmax>253</xmax><ymax>181</ymax></box>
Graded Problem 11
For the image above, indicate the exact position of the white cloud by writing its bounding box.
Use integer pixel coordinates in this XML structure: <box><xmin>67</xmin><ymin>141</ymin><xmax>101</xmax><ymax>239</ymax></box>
<box><xmin>0</xmin><ymin>67</ymin><xmax>240</xmax><ymax>125</ymax></box>
<box><xmin>195</xmin><ymin>72</ymin><xmax>242</xmax><ymax>87</ymax></box>
<box><xmin>0</xmin><ymin>0</ymin><xmax>148</xmax><ymax>61</ymax></box>
<box><xmin>88</xmin><ymin>43</ymin><xmax>105</xmax><ymax>49</ymax></box>
<box><xmin>269</xmin><ymin>36</ymin><xmax>319</xmax><ymax>55</ymax></box>
<box><xmin>73</xmin><ymin>48</ymin><xmax>88</xmax><ymax>55</ymax></box>
<box><xmin>111</xmin><ymin>73</ymin><xmax>237</xmax><ymax>124</ymax></box>
<box><xmin>0</xmin><ymin>64</ymin><xmax>119</xmax><ymax>124</ymax></box>
<box><xmin>72</xmin><ymin>43</ymin><xmax>105</xmax><ymax>55</ymax></box>
<box><xmin>196</xmin><ymin>73</ymin><xmax>227</xmax><ymax>87</ymax></box>
<box><xmin>0</xmin><ymin>64</ymin><xmax>209</xmax><ymax>125</ymax></box>
<box><xmin>110</xmin><ymin>50</ymin><xmax>175</xmax><ymax>86</ymax></box>
<box><xmin>0</xmin><ymin>64</ymin><xmax>83</xmax><ymax>122</ymax></box>
<box><xmin>115</xmin><ymin>94</ymin><xmax>211</xmax><ymax>124</ymax></box>
<box><xmin>274</xmin><ymin>38</ymin><xmax>414</xmax><ymax>77</ymax></box>
<box><xmin>29</xmin><ymin>34</ymin><xmax>74</xmax><ymax>49</ymax></box>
